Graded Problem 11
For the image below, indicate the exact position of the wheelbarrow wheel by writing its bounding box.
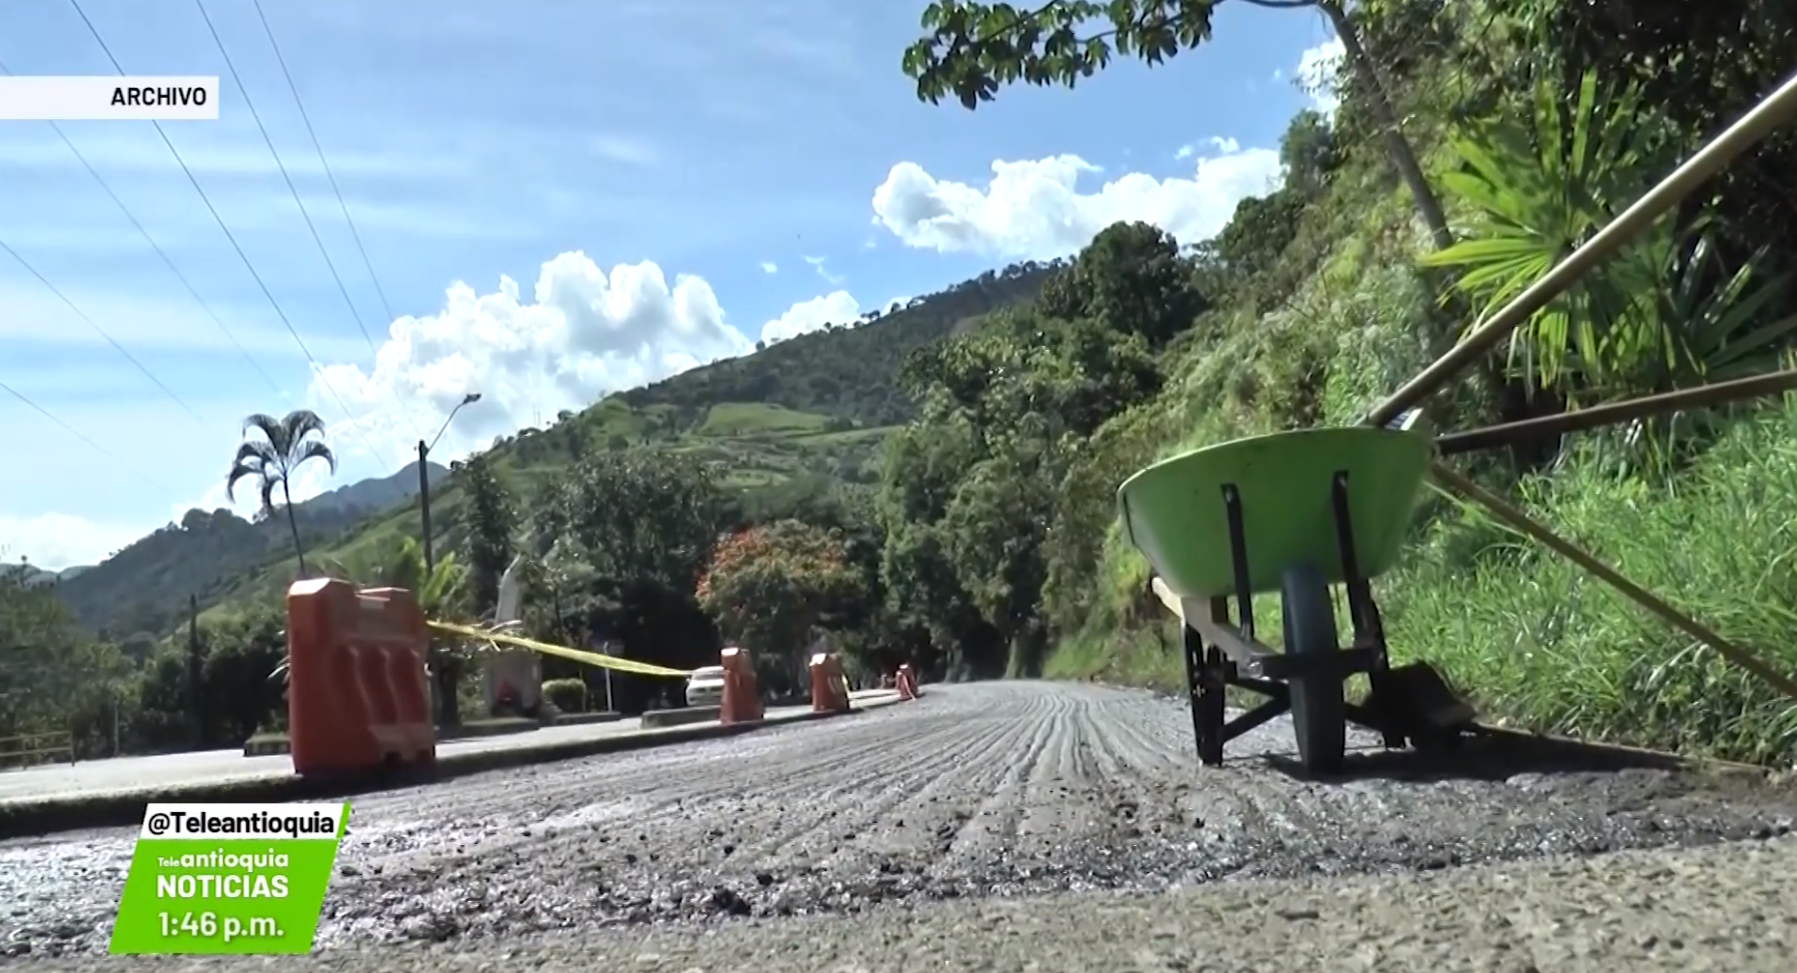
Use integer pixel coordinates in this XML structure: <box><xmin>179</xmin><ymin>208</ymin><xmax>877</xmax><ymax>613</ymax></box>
<box><xmin>1282</xmin><ymin>562</ymin><xmax>1346</xmax><ymax>776</ymax></box>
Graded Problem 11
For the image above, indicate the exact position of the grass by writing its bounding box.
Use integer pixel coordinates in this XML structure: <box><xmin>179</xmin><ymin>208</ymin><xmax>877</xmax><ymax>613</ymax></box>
<box><xmin>696</xmin><ymin>402</ymin><xmax>832</xmax><ymax>437</ymax></box>
<box><xmin>1384</xmin><ymin>400</ymin><xmax>1797</xmax><ymax>765</ymax></box>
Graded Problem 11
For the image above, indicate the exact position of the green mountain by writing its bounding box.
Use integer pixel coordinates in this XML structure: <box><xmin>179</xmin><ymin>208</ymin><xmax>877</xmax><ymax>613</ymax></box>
<box><xmin>58</xmin><ymin>259</ymin><xmax>1058</xmax><ymax>636</ymax></box>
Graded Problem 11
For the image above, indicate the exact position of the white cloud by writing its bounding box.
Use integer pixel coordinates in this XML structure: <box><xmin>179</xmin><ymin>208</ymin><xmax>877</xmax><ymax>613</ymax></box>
<box><xmin>1175</xmin><ymin>137</ymin><xmax>1239</xmax><ymax>161</ymax></box>
<box><xmin>760</xmin><ymin>290</ymin><xmax>860</xmax><ymax>344</ymax></box>
<box><xmin>586</xmin><ymin>133</ymin><xmax>660</xmax><ymax>166</ymax></box>
<box><xmin>1296</xmin><ymin>38</ymin><xmax>1345</xmax><ymax>115</ymax></box>
<box><xmin>0</xmin><ymin>282</ymin><xmax>366</xmax><ymax>361</ymax></box>
<box><xmin>801</xmin><ymin>255</ymin><xmax>845</xmax><ymax>286</ymax></box>
<box><xmin>299</xmin><ymin>251</ymin><xmax>872</xmax><ymax>467</ymax></box>
<box><xmin>0</xmin><ymin>513</ymin><xmax>146</xmax><ymax>571</ymax></box>
<box><xmin>759</xmin><ymin>261</ymin><xmax>779</xmax><ymax>274</ymax></box>
<box><xmin>3</xmin><ymin>466</ymin><xmax>343</xmax><ymax>570</ymax></box>
<box><xmin>306</xmin><ymin>252</ymin><xmax>757</xmax><ymax>464</ymax></box>
<box><xmin>872</xmin><ymin>143</ymin><xmax>1283</xmax><ymax>260</ymax></box>
<box><xmin>0</xmin><ymin>128</ymin><xmax>475</xmax><ymax>182</ymax></box>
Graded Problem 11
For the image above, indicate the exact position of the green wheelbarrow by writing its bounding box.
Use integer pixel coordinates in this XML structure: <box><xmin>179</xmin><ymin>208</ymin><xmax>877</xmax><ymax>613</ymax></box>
<box><xmin>1117</xmin><ymin>422</ymin><xmax>1475</xmax><ymax>776</ymax></box>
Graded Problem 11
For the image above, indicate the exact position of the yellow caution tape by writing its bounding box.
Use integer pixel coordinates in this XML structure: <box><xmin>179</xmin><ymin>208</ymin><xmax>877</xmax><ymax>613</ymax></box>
<box><xmin>426</xmin><ymin>620</ymin><xmax>695</xmax><ymax>678</ymax></box>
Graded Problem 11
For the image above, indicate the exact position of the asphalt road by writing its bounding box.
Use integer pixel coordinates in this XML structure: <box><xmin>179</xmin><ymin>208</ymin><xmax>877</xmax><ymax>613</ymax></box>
<box><xmin>5</xmin><ymin>680</ymin><xmax>1796</xmax><ymax>966</ymax></box>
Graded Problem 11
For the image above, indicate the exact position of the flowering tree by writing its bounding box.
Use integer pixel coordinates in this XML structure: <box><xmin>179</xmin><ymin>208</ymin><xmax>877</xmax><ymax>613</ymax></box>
<box><xmin>696</xmin><ymin>520</ymin><xmax>864</xmax><ymax>691</ymax></box>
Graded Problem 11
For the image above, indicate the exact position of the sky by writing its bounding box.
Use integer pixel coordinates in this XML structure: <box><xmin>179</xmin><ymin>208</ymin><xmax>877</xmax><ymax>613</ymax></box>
<box><xmin>0</xmin><ymin>0</ymin><xmax>1345</xmax><ymax>570</ymax></box>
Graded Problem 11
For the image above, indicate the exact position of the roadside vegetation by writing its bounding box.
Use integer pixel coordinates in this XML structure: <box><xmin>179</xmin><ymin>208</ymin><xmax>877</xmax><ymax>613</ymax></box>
<box><xmin>5</xmin><ymin>0</ymin><xmax>1797</xmax><ymax>766</ymax></box>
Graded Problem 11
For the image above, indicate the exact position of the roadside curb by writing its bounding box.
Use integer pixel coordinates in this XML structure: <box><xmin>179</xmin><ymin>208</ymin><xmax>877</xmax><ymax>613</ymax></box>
<box><xmin>241</xmin><ymin>712</ymin><xmax>628</xmax><ymax>757</ymax></box>
<box><xmin>0</xmin><ymin>699</ymin><xmax>901</xmax><ymax>840</ymax></box>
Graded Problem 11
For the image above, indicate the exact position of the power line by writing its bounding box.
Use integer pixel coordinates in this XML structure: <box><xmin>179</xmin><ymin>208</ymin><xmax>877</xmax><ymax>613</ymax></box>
<box><xmin>0</xmin><ymin>236</ymin><xmax>206</xmax><ymax>428</ymax></box>
<box><xmin>194</xmin><ymin>0</ymin><xmax>421</xmax><ymax>440</ymax></box>
<box><xmin>67</xmin><ymin>0</ymin><xmax>392</xmax><ymax>473</ymax></box>
<box><xmin>250</xmin><ymin>0</ymin><xmax>412</xmax><ymax>386</ymax></box>
<box><xmin>0</xmin><ymin>57</ymin><xmax>285</xmax><ymax>401</ymax></box>
<box><xmin>0</xmin><ymin>379</ymin><xmax>173</xmax><ymax>495</ymax></box>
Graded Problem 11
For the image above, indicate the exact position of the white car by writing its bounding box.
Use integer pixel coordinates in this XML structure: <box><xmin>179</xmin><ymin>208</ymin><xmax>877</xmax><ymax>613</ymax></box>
<box><xmin>685</xmin><ymin>665</ymin><xmax>726</xmax><ymax>708</ymax></box>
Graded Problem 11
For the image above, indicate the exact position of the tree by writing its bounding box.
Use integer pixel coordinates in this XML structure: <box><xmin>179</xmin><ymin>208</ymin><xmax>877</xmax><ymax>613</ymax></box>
<box><xmin>225</xmin><ymin>410</ymin><xmax>337</xmax><ymax>578</ymax></box>
<box><xmin>1038</xmin><ymin>221</ymin><xmax>1205</xmax><ymax>345</ymax></box>
<box><xmin>900</xmin><ymin>0</ymin><xmax>1453</xmax><ymax>249</ymax></box>
<box><xmin>532</xmin><ymin>449</ymin><xmax>732</xmax><ymax>708</ymax></box>
<box><xmin>544</xmin><ymin>449</ymin><xmax>728</xmax><ymax>595</ymax></box>
<box><xmin>880</xmin><ymin>298</ymin><xmax>1162</xmax><ymax>677</ymax></box>
<box><xmin>1279</xmin><ymin>108</ymin><xmax>1340</xmax><ymax>197</ymax></box>
<box><xmin>696</xmin><ymin>520</ymin><xmax>864</xmax><ymax>691</ymax></box>
<box><xmin>459</xmin><ymin>453</ymin><xmax>518</xmax><ymax>617</ymax></box>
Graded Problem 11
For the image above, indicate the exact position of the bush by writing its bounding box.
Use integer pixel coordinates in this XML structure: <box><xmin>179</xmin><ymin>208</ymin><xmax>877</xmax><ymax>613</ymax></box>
<box><xmin>542</xmin><ymin>678</ymin><xmax>588</xmax><ymax>713</ymax></box>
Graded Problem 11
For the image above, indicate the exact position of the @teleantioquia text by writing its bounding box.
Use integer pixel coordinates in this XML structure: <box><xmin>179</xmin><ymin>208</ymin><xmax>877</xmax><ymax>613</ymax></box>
<box><xmin>141</xmin><ymin>806</ymin><xmax>339</xmax><ymax>840</ymax></box>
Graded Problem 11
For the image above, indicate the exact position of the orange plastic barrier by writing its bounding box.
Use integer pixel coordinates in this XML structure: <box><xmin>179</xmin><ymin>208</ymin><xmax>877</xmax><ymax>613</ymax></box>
<box><xmin>285</xmin><ymin>579</ymin><xmax>436</xmax><ymax>776</ymax></box>
<box><xmin>808</xmin><ymin>652</ymin><xmax>851</xmax><ymax>714</ymax></box>
<box><xmin>896</xmin><ymin>663</ymin><xmax>919</xmax><ymax>701</ymax></box>
<box><xmin>719</xmin><ymin>645</ymin><xmax>764</xmax><ymax>724</ymax></box>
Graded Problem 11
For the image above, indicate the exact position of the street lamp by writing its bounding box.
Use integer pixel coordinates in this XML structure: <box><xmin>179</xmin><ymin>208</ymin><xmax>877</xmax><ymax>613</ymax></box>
<box><xmin>418</xmin><ymin>392</ymin><xmax>480</xmax><ymax>730</ymax></box>
<box><xmin>418</xmin><ymin>392</ymin><xmax>481</xmax><ymax>572</ymax></box>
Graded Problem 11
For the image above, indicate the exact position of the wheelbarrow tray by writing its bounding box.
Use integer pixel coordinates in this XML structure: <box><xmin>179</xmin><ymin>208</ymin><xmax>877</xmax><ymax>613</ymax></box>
<box><xmin>1117</xmin><ymin>427</ymin><xmax>1432</xmax><ymax>600</ymax></box>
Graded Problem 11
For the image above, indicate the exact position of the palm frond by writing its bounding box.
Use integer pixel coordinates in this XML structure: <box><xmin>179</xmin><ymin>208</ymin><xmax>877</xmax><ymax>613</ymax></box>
<box><xmin>224</xmin><ymin>454</ymin><xmax>271</xmax><ymax>504</ymax></box>
<box><xmin>241</xmin><ymin>413</ymin><xmax>286</xmax><ymax>451</ymax></box>
<box><xmin>293</xmin><ymin>438</ymin><xmax>337</xmax><ymax>475</ymax></box>
<box><xmin>281</xmin><ymin>410</ymin><xmax>329</xmax><ymax>461</ymax></box>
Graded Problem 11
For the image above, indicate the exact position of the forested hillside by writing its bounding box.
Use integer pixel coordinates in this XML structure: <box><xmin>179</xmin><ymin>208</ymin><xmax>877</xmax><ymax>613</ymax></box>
<box><xmin>618</xmin><ymin>261</ymin><xmax>1057</xmax><ymax>424</ymax></box>
<box><xmin>8</xmin><ymin>0</ymin><xmax>1797</xmax><ymax>767</ymax></box>
<box><xmin>51</xmin><ymin>462</ymin><xmax>449</xmax><ymax>636</ymax></box>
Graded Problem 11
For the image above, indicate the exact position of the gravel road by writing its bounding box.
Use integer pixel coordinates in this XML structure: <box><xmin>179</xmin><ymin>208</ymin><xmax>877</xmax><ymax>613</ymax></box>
<box><xmin>4</xmin><ymin>680</ymin><xmax>1796</xmax><ymax>965</ymax></box>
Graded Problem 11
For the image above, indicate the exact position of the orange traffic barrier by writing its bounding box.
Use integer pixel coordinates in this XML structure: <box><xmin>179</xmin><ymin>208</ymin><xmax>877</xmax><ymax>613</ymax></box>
<box><xmin>719</xmin><ymin>645</ymin><xmax>764</xmax><ymax>724</ymax></box>
<box><xmin>285</xmin><ymin>579</ymin><xmax>436</xmax><ymax>776</ymax></box>
<box><xmin>896</xmin><ymin>663</ymin><xmax>919</xmax><ymax>701</ymax></box>
<box><xmin>808</xmin><ymin>652</ymin><xmax>851</xmax><ymax>714</ymax></box>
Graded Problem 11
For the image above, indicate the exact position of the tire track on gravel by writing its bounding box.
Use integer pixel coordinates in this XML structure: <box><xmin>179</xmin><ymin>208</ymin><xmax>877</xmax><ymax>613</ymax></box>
<box><xmin>8</xmin><ymin>681</ymin><xmax>1797</xmax><ymax>958</ymax></box>
<box><xmin>929</xmin><ymin>684</ymin><xmax>1069</xmax><ymax>873</ymax></box>
<box><xmin>756</xmin><ymin>700</ymin><xmax>1043</xmax><ymax>870</ymax></box>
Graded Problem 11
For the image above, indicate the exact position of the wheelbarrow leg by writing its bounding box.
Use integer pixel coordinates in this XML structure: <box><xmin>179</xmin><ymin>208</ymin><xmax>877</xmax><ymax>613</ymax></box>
<box><xmin>1332</xmin><ymin>471</ymin><xmax>1405</xmax><ymax>751</ymax></box>
<box><xmin>1183</xmin><ymin>620</ymin><xmax>1226</xmax><ymax>767</ymax></box>
<box><xmin>1180</xmin><ymin>621</ymin><xmax>1208</xmax><ymax>764</ymax></box>
<box><xmin>1199</xmin><ymin>600</ymin><xmax>1229</xmax><ymax>766</ymax></box>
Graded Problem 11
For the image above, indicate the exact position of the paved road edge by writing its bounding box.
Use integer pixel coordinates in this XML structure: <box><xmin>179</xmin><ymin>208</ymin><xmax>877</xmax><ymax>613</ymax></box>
<box><xmin>0</xmin><ymin>694</ymin><xmax>909</xmax><ymax>840</ymax></box>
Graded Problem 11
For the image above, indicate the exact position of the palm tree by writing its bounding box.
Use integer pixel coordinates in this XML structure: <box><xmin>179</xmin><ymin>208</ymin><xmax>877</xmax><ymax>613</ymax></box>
<box><xmin>268</xmin><ymin>536</ymin><xmax>471</xmax><ymax>693</ymax></box>
<box><xmin>226</xmin><ymin>410</ymin><xmax>337</xmax><ymax>578</ymax></box>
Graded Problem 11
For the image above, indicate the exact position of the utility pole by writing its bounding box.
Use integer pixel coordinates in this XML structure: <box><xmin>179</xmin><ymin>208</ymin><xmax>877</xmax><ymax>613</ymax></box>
<box><xmin>187</xmin><ymin>594</ymin><xmax>202</xmax><ymax>748</ymax></box>
<box><xmin>417</xmin><ymin>392</ymin><xmax>483</xmax><ymax>728</ymax></box>
<box><xmin>418</xmin><ymin>392</ymin><xmax>483</xmax><ymax>573</ymax></box>
<box><xmin>417</xmin><ymin>439</ymin><xmax>434</xmax><ymax>570</ymax></box>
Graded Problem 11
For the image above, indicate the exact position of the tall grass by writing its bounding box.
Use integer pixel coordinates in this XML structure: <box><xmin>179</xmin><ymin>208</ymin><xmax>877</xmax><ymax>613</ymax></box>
<box><xmin>1384</xmin><ymin>399</ymin><xmax>1797</xmax><ymax>764</ymax></box>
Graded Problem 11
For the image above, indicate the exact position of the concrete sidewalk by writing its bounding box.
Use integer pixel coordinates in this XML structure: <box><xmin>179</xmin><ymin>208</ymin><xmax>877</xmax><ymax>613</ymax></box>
<box><xmin>0</xmin><ymin>690</ymin><xmax>906</xmax><ymax>837</ymax></box>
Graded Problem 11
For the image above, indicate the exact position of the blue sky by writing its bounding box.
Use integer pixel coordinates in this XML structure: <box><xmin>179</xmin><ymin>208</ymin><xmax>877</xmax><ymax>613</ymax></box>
<box><xmin>0</xmin><ymin>0</ymin><xmax>1343</xmax><ymax>569</ymax></box>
